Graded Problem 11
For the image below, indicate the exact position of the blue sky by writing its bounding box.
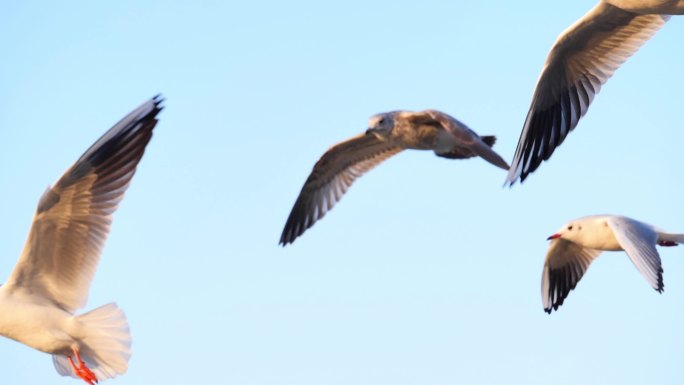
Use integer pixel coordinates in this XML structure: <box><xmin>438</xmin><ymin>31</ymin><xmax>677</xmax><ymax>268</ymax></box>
<box><xmin>1</xmin><ymin>1</ymin><xmax>683</xmax><ymax>384</ymax></box>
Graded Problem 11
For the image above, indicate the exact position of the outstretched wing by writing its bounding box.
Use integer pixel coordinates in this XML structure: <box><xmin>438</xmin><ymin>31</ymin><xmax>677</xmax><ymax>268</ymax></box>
<box><xmin>542</xmin><ymin>238</ymin><xmax>603</xmax><ymax>313</ymax></box>
<box><xmin>506</xmin><ymin>3</ymin><xmax>669</xmax><ymax>185</ymax></box>
<box><xmin>280</xmin><ymin>133</ymin><xmax>401</xmax><ymax>245</ymax></box>
<box><xmin>607</xmin><ymin>216</ymin><xmax>663</xmax><ymax>292</ymax></box>
<box><xmin>4</xmin><ymin>95</ymin><xmax>163</xmax><ymax>312</ymax></box>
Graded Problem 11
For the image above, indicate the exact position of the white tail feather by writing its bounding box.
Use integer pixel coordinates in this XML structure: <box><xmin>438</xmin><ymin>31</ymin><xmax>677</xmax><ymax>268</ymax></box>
<box><xmin>52</xmin><ymin>303</ymin><xmax>131</xmax><ymax>381</ymax></box>
<box><xmin>658</xmin><ymin>232</ymin><xmax>684</xmax><ymax>244</ymax></box>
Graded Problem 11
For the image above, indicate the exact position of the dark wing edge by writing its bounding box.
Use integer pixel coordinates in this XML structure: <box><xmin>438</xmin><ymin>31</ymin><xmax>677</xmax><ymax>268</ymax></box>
<box><xmin>279</xmin><ymin>133</ymin><xmax>401</xmax><ymax>246</ymax></box>
<box><xmin>542</xmin><ymin>239</ymin><xmax>602</xmax><ymax>314</ymax></box>
<box><xmin>505</xmin><ymin>5</ymin><xmax>669</xmax><ymax>186</ymax></box>
<box><xmin>50</xmin><ymin>94</ymin><xmax>164</xmax><ymax>197</ymax></box>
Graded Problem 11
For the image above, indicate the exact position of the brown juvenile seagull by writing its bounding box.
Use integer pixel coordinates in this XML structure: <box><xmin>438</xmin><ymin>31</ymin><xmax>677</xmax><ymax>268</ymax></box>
<box><xmin>280</xmin><ymin>109</ymin><xmax>509</xmax><ymax>245</ymax></box>
<box><xmin>0</xmin><ymin>95</ymin><xmax>162</xmax><ymax>385</ymax></box>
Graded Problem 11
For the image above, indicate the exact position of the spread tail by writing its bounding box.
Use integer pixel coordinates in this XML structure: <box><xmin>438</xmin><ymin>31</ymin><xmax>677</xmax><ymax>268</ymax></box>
<box><xmin>53</xmin><ymin>303</ymin><xmax>131</xmax><ymax>381</ymax></box>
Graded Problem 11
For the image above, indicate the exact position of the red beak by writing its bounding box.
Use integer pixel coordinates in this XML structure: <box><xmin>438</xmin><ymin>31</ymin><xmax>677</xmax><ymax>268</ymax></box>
<box><xmin>547</xmin><ymin>233</ymin><xmax>561</xmax><ymax>240</ymax></box>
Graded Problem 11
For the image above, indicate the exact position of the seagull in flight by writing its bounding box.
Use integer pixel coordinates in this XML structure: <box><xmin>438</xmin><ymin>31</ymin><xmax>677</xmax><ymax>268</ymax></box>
<box><xmin>506</xmin><ymin>1</ymin><xmax>684</xmax><ymax>185</ymax></box>
<box><xmin>0</xmin><ymin>95</ymin><xmax>163</xmax><ymax>384</ymax></box>
<box><xmin>542</xmin><ymin>214</ymin><xmax>684</xmax><ymax>313</ymax></box>
<box><xmin>280</xmin><ymin>109</ymin><xmax>509</xmax><ymax>245</ymax></box>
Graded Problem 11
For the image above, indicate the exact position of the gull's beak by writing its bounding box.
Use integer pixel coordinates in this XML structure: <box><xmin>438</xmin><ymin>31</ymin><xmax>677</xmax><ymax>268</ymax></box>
<box><xmin>365</xmin><ymin>127</ymin><xmax>374</xmax><ymax>135</ymax></box>
<box><xmin>547</xmin><ymin>233</ymin><xmax>561</xmax><ymax>241</ymax></box>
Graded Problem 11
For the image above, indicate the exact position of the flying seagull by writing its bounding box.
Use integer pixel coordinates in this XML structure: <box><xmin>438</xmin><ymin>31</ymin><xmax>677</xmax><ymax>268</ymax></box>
<box><xmin>506</xmin><ymin>0</ymin><xmax>683</xmax><ymax>185</ymax></box>
<box><xmin>280</xmin><ymin>109</ymin><xmax>509</xmax><ymax>245</ymax></box>
<box><xmin>0</xmin><ymin>95</ymin><xmax>163</xmax><ymax>384</ymax></box>
<box><xmin>542</xmin><ymin>214</ymin><xmax>684</xmax><ymax>313</ymax></box>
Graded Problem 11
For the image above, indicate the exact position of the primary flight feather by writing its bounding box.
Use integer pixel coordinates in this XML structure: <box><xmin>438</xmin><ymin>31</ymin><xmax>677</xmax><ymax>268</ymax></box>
<box><xmin>507</xmin><ymin>1</ymin><xmax>683</xmax><ymax>185</ymax></box>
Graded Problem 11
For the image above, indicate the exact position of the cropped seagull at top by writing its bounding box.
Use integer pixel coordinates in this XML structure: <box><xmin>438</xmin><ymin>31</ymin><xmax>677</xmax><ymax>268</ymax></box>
<box><xmin>0</xmin><ymin>95</ymin><xmax>163</xmax><ymax>384</ymax></box>
<box><xmin>506</xmin><ymin>0</ymin><xmax>684</xmax><ymax>185</ymax></box>
<box><xmin>280</xmin><ymin>109</ymin><xmax>509</xmax><ymax>245</ymax></box>
<box><xmin>541</xmin><ymin>214</ymin><xmax>684</xmax><ymax>313</ymax></box>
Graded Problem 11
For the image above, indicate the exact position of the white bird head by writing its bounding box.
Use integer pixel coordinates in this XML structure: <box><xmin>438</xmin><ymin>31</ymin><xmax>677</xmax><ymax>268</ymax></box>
<box><xmin>547</xmin><ymin>220</ymin><xmax>584</xmax><ymax>242</ymax></box>
<box><xmin>366</xmin><ymin>112</ymin><xmax>394</xmax><ymax>140</ymax></box>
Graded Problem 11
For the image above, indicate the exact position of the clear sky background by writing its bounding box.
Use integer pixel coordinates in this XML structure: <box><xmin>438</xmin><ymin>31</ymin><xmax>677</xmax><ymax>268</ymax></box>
<box><xmin>1</xmin><ymin>1</ymin><xmax>683</xmax><ymax>384</ymax></box>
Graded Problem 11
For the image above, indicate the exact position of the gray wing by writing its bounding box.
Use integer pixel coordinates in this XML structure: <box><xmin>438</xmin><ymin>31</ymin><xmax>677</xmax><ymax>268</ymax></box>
<box><xmin>607</xmin><ymin>216</ymin><xmax>663</xmax><ymax>292</ymax></box>
<box><xmin>4</xmin><ymin>95</ymin><xmax>163</xmax><ymax>312</ymax></box>
<box><xmin>280</xmin><ymin>133</ymin><xmax>402</xmax><ymax>245</ymax></box>
<box><xmin>542</xmin><ymin>238</ymin><xmax>603</xmax><ymax>313</ymax></box>
<box><xmin>506</xmin><ymin>3</ymin><xmax>669</xmax><ymax>185</ymax></box>
<box><xmin>424</xmin><ymin>110</ymin><xmax>509</xmax><ymax>170</ymax></box>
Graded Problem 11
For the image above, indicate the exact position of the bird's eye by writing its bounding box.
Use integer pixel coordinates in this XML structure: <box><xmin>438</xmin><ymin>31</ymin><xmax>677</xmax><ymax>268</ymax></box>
<box><xmin>378</xmin><ymin>118</ymin><xmax>384</xmax><ymax>125</ymax></box>
<box><xmin>567</xmin><ymin>225</ymin><xmax>573</xmax><ymax>231</ymax></box>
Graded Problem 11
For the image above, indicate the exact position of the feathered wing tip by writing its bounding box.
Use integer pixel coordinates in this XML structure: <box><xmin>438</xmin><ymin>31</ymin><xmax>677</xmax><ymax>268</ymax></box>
<box><xmin>69</xmin><ymin>95</ymin><xmax>163</xmax><ymax>175</ymax></box>
<box><xmin>53</xmin><ymin>303</ymin><xmax>131</xmax><ymax>381</ymax></box>
<box><xmin>541</xmin><ymin>238</ymin><xmax>603</xmax><ymax>314</ymax></box>
<box><xmin>541</xmin><ymin>262</ymin><xmax>578</xmax><ymax>314</ymax></box>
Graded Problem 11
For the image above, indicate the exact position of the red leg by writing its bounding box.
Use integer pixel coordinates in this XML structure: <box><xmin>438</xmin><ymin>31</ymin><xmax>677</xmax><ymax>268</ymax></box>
<box><xmin>67</xmin><ymin>347</ymin><xmax>98</xmax><ymax>385</ymax></box>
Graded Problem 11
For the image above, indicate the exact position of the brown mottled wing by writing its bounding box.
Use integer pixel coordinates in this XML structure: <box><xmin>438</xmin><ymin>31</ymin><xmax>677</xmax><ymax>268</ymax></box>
<box><xmin>280</xmin><ymin>133</ymin><xmax>402</xmax><ymax>245</ymax></box>
<box><xmin>4</xmin><ymin>95</ymin><xmax>163</xmax><ymax>312</ymax></box>
<box><xmin>506</xmin><ymin>3</ymin><xmax>669</xmax><ymax>185</ymax></box>
<box><xmin>541</xmin><ymin>238</ymin><xmax>603</xmax><ymax>313</ymax></box>
<box><xmin>402</xmin><ymin>110</ymin><xmax>444</xmax><ymax>129</ymax></box>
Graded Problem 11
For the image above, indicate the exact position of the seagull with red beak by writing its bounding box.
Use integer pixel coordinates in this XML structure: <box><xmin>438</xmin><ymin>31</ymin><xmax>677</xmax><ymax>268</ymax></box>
<box><xmin>541</xmin><ymin>214</ymin><xmax>684</xmax><ymax>313</ymax></box>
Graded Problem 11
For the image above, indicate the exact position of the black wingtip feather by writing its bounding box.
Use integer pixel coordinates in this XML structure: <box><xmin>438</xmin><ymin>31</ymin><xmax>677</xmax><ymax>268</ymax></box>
<box><xmin>59</xmin><ymin>95</ymin><xmax>163</xmax><ymax>190</ymax></box>
<box><xmin>279</xmin><ymin>197</ymin><xmax>315</xmax><ymax>246</ymax></box>
<box><xmin>657</xmin><ymin>270</ymin><xmax>664</xmax><ymax>293</ymax></box>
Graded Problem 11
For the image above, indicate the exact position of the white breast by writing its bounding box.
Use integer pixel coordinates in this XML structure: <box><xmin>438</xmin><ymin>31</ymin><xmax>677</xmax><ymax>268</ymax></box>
<box><xmin>0</xmin><ymin>290</ymin><xmax>76</xmax><ymax>354</ymax></box>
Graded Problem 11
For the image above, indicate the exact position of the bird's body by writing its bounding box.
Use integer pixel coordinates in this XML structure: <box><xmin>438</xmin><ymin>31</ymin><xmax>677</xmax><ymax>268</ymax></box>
<box><xmin>279</xmin><ymin>109</ymin><xmax>509</xmax><ymax>245</ymax></box>
<box><xmin>506</xmin><ymin>0</ymin><xmax>681</xmax><ymax>185</ymax></box>
<box><xmin>373</xmin><ymin>111</ymin><xmax>485</xmax><ymax>154</ymax></box>
<box><xmin>0</xmin><ymin>292</ymin><xmax>76</xmax><ymax>354</ymax></box>
<box><xmin>541</xmin><ymin>214</ymin><xmax>684</xmax><ymax>313</ymax></box>
<box><xmin>0</xmin><ymin>96</ymin><xmax>162</xmax><ymax>384</ymax></box>
<box><xmin>374</xmin><ymin>111</ymin><xmax>442</xmax><ymax>149</ymax></box>
<box><xmin>559</xmin><ymin>215</ymin><xmax>623</xmax><ymax>251</ymax></box>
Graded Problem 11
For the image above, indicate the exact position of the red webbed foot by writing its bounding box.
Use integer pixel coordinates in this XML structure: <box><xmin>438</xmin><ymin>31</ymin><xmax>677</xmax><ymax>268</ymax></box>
<box><xmin>68</xmin><ymin>347</ymin><xmax>98</xmax><ymax>385</ymax></box>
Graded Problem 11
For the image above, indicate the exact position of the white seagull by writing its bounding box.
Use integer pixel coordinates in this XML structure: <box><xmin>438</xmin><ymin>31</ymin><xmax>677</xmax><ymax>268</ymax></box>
<box><xmin>542</xmin><ymin>214</ymin><xmax>684</xmax><ymax>313</ymax></box>
<box><xmin>506</xmin><ymin>0</ymin><xmax>684</xmax><ymax>185</ymax></box>
<box><xmin>280</xmin><ymin>109</ymin><xmax>509</xmax><ymax>245</ymax></box>
<box><xmin>0</xmin><ymin>96</ymin><xmax>163</xmax><ymax>384</ymax></box>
